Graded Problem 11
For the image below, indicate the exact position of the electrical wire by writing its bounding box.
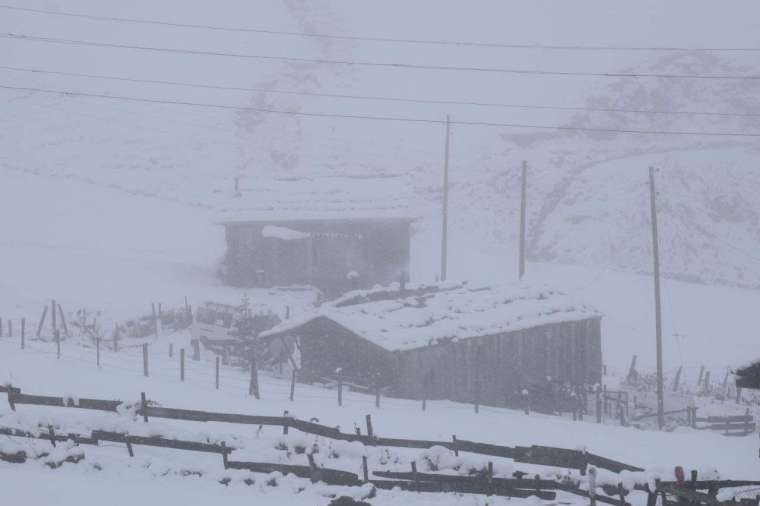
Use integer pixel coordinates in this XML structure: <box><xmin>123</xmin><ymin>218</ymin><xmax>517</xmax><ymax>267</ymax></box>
<box><xmin>3</xmin><ymin>83</ymin><xmax>760</xmax><ymax>137</ymax></box>
<box><xmin>3</xmin><ymin>3</ymin><xmax>760</xmax><ymax>53</ymax></box>
<box><xmin>4</xmin><ymin>64</ymin><xmax>760</xmax><ymax>118</ymax></box>
<box><xmin>5</xmin><ymin>32</ymin><xmax>760</xmax><ymax>80</ymax></box>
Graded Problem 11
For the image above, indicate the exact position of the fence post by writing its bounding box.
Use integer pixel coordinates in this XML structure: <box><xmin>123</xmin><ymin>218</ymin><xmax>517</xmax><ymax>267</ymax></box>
<box><xmin>20</xmin><ymin>318</ymin><xmax>25</xmax><ymax>349</ymax></box>
<box><xmin>451</xmin><ymin>435</ymin><xmax>459</xmax><ymax>456</ymax></box>
<box><xmin>142</xmin><ymin>343</ymin><xmax>149</xmax><ymax>377</ymax></box>
<box><xmin>703</xmin><ymin>371</ymin><xmax>711</xmax><ymax>393</ymax></box>
<box><xmin>180</xmin><ymin>348</ymin><xmax>185</xmax><ymax>382</ymax></box>
<box><xmin>337</xmin><ymin>369</ymin><xmax>343</xmax><ymax>407</ymax></box>
<box><xmin>588</xmin><ymin>466</ymin><xmax>597</xmax><ymax>506</ymax></box>
<box><xmin>36</xmin><ymin>305</ymin><xmax>47</xmax><ymax>338</ymax></box>
<box><xmin>307</xmin><ymin>453</ymin><xmax>320</xmax><ymax>483</ymax></box>
<box><xmin>375</xmin><ymin>383</ymin><xmax>381</xmax><ymax>409</ymax></box>
<box><xmin>736</xmin><ymin>387</ymin><xmax>742</xmax><ymax>404</ymax></box>
<box><xmin>8</xmin><ymin>319</ymin><xmax>12</xmax><ymax>338</ymax></box>
<box><xmin>365</xmin><ymin>414</ymin><xmax>374</xmax><ymax>440</ymax></box>
<box><xmin>283</xmin><ymin>410</ymin><xmax>289</xmax><ymax>435</ymax></box>
<box><xmin>169</xmin><ymin>343</ymin><xmax>173</xmax><ymax>358</ymax></box>
<box><xmin>51</xmin><ymin>299</ymin><xmax>57</xmax><ymax>334</ymax></box>
<box><xmin>362</xmin><ymin>456</ymin><xmax>369</xmax><ymax>482</ymax></box>
<box><xmin>215</xmin><ymin>356</ymin><xmax>220</xmax><ymax>390</ymax></box>
<box><xmin>96</xmin><ymin>337</ymin><xmax>100</xmax><ymax>367</ymax></box>
<box><xmin>220</xmin><ymin>441</ymin><xmax>228</xmax><ymax>469</ymax></box>
<box><xmin>249</xmin><ymin>358</ymin><xmax>260</xmax><ymax>399</ymax></box>
<box><xmin>140</xmin><ymin>392</ymin><xmax>148</xmax><ymax>422</ymax></box>
<box><xmin>289</xmin><ymin>369</ymin><xmax>296</xmax><ymax>401</ymax></box>
<box><xmin>55</xmin><ymin>329</ymin><xmax>61</xmax><ymax>359</ymax></box>
<box><xmin>57</xmin><ymin>304</ymin><xmax>68</xmax><ymax>337</ymax></box>
<box><xmin>6</xmin><ymin>384</ymin><xmax>15</xmax><ymax>411</ymax></box>
<box><xmin>152</xmin><ymin>303</ymin><xmax>158</xmax><ymax>337</ymax></box>
<box><xmin>184</xmin><ymin>296</ymin><xmax>191</xmax><ymax>323</ymax></box>
<box><xmin>596</xmin><ymin>385</ymin><xmax>602</xmax><ymax>423</ymax></box>
<box><xmin>673</xmin><ymin>365</ymin><xmax>683</xmax><ymax>391</ymax></box>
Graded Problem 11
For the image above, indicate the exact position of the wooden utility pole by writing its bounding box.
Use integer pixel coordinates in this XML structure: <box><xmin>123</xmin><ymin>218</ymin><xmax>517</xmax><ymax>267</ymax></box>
<box><xmin>649</xmin><ymin>166</ymin><xmax>665</xmax><ymax>430</ymax></box>
<box><xmin>519</xmin><ymin>160</ymin><xmax>528</xmax><ymax>279</ymax></box>
<box><xmin>440</xmin><ymin>114</ymin><xmax>451</xmax><ymax>282</ymax></box>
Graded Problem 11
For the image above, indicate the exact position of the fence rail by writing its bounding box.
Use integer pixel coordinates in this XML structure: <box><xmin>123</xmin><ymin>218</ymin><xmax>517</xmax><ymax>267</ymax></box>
<box><xmin>3</xmin><ymin>384</ymin><xmax>760</xmax><ymax>505</ymax></box>
<box><xmin>0</xmin><ymin>384</ymin><xmax>643</xmax><ymax>474</ymax></box>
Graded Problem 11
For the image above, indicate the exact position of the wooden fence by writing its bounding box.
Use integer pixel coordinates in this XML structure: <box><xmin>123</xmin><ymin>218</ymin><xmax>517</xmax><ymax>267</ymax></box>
<box><xmin>0</xmin><ymin>384</ymin><xmax>641</xmax><ymax>474</ymax></box>
<box><xmin>3</xmin><ymin>384</ymin><xmax>760</xmax><ymax>505</ymax></box>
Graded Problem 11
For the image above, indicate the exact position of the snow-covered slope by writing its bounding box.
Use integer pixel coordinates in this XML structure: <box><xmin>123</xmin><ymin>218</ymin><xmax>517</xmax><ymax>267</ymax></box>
<box><xmin>2</xmin><ymin>1</ymin><xmax>760</xmax><ymax>287</ymax></box>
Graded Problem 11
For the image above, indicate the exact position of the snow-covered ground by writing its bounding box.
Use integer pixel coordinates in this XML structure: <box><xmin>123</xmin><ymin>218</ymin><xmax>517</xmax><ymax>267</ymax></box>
<box><xmin>1</xmin><ymin>338</ymin><xmax>758</xmax><ymax>506</ymax></box>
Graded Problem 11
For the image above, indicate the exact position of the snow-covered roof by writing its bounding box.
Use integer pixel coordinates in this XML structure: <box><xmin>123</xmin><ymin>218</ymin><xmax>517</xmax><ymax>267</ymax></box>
<box><xmin>262</xmin><ymin>282</ymin><xmax>601</xmax><ymax>351</ymax></box>
<box><xmin>217</xmin><ymin>175</ymin><xmax>420</xmax><ymax>224</ymax></box>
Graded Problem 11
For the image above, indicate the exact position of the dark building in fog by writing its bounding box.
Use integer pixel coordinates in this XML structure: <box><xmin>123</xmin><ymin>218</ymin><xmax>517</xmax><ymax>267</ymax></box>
<box><xmin>261</xmin><ymin>282</ymin><xmax>602</xmax><ymax>406</ymax></box>
<box><xmin>220</xmin><ymin>217</ymin><xmax>412</xmax><ymax>296</ymax></box>
<box><xmin>217</xmin><ymin>174</ymin><xmax>417</xmax><ymax>296</ymax></box>
<box><xmin>736</xmin><ymin>361</ymin><xmax>760</xmax><ymax>390</ymax></box>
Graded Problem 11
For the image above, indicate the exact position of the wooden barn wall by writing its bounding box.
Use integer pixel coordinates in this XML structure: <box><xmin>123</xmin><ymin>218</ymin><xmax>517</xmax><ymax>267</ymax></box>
<box><xmin>392</xmin><ymin>318</ymin><xmax>602</xmax><ymax>406</ymax></box>
<box><xmin>287</xmin><ymin>317</ymin><xmax>396</xmax><ymax>387</ymax></box>
<box><xmin>223</xmin><ymin>219</ymin><xmax>410</xmax><ymax>295</ymax></box>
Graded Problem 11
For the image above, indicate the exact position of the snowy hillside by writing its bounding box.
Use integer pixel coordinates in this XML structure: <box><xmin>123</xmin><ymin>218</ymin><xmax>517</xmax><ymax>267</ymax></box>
<box><xmin>2</xmin><ymin>1</ymin><xmax>760</xmax><ymax>288</ymax></box>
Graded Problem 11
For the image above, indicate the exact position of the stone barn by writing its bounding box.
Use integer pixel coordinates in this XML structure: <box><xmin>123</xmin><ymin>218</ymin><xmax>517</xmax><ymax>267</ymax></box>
<box><xmin>217</xmin><ymin>175</ymin><xmax>416</xmax><ymax>296</ymax></box>
<box><xmin>260</xmin><ymin>282</ymin><xmax>603</xmax><ymax>407</ymax></box>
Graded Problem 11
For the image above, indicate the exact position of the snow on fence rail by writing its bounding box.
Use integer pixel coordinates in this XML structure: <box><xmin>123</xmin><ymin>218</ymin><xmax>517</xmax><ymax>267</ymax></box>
<box><xmin>0</xmin><ymin>384</ymin><xmax>641</xmax><ymax>474</ymax></box>
<box><xmin>3</xmin><ymin>384</ymin><xmax>760</xmax><ymax>505</ymax></box>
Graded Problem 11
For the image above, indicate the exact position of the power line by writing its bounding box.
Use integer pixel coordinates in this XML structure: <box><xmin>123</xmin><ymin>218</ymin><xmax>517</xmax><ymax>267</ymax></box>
<box><xmin>3</xmin><ymin>82</ymin><xmax>760</xmax><ymax>137</ymax></box>
<box><xmin>4</xmin><ymin>32</ymin><xmax>760</xmax><ymax>81</ymax></box>
<box><xmin>2</xmin><ymin>3</ymin><xmax>760</xmax><ymax>53</ymax></box>
<box><xmin>3</xmin><ymin>64</ymin><xmax>760</xmax><ymax>118</ymax></box>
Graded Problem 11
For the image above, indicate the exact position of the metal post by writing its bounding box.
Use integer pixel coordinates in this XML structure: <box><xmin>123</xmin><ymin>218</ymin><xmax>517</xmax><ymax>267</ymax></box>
<box><xmin>649</xmin><ymin>167</ymin><xmax>664</xmax><ymax>430</ymax></box>
<box><xmin>142</xmin><ymin>343</ymin><xmax>149</xmax><ymax>377</ymax></box>
<box><xmin>290</xmin><ymin>369</ymin><xmax>296</xmax><ymax>401</ymax></box>
<box><xmin>519</xmin><ymin>160</ymin><xmax>527</xmax><ymax>279</ymax></box>
<box><xmin>55</xmin><ymin>329</ymin><xmax>60</xmax><ymax>359</ymax></box>
<box><xmin>96</xmin><ymin>337</ymin><xmax>100</xmax><ymax>367</ymax></box>
<box><xmin>180</xmin><ymin>348</ymin><xmax>185</xmax><ymax>382</ymax></box>
<box><xmin>440</xmin><ymin>114</ymin><xmax>450</xmax><ymax>282</ymax></box>
<box><xmin>215</xmin><ymin>356</ymin><xmax>220</xmax><ymax>390</ymax></box>
<box><xmin>337</xmin><ymin>371</ymin><xmax>343</xmax><ymax>407</ymax></box>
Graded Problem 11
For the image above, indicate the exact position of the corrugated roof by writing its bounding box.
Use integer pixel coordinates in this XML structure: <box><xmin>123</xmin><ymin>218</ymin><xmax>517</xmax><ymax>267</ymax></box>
<box><xmin>262</xmin><ymin>282</ymin><xmax>601</xmax><ymax>351</ymax></box>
